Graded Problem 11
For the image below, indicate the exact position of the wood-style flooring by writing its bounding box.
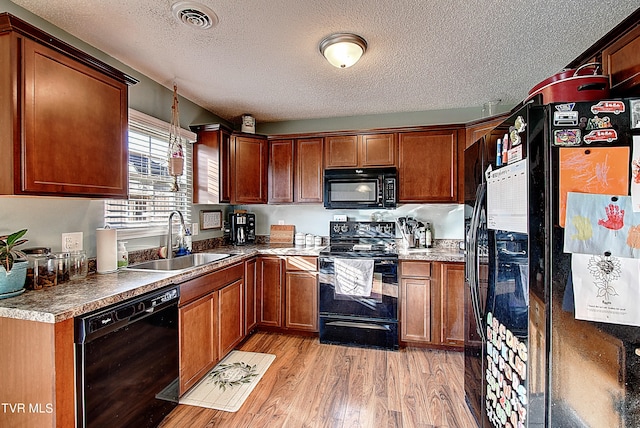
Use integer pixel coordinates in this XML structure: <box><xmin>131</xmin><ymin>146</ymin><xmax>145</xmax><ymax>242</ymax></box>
<box><xmin>159</xmin><ymin>332</ymin><xmax>477</xmax><ymax>428</ymax></box>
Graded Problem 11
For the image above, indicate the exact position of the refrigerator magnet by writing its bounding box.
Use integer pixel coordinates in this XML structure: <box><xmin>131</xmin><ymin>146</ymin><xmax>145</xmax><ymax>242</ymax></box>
<box><xmin>630</xmin><ymin>99</ymin><xmax>640</xmax><ymax>129</ymax></box>
<box><xmin>553</xmin><ymin>129</ymin><xmax>580</xmax><ymax>146</ymax></box>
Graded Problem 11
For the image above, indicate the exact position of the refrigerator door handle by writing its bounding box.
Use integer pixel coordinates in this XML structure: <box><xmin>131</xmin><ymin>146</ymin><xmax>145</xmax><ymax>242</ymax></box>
<box><xmin>468</xmin><ymin>183</ymin><xmax>486</xmax><ymax>341</ymax></box>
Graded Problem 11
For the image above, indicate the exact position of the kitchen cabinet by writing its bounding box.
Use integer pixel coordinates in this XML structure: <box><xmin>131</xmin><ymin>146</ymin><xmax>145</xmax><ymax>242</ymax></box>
<box><xmin>193</xmin><ymin>124</ymin><xmax>232</xmax><ymax>203</ymax></box>
<box><xmin>295</xmin><ymin>138</ymin><xmax>324</xmax><ymax>203</ymax></box>
<box><xmin>245</xmin><ymin>257</ymin><xmax>258</xmax><ymax>334</ymax></box>
<box><xmin>257</xmin><ymin>256</ymin><xmax>319</xmax><ymax>333</ymax></box>
<box><xmin>0</xmin><ymin>317</ymin><xmax>75</xmax><ymax>428</ymax></box>
<box><xmin>178</xmin><ymin>262</ymin><xmax>244</xmax><ymax>394</ymax></box>
<box><xmin>268</xmin><ymin>139</ymin><xmax>294</xmax><ymax>203</ymax></box>
<box><xmin>218</xmin><ymin>278</ymin><xmax>244</xmax><ymax>357</ymax></box>
<box><xmin>269</xmin><ymin>137</ymin><xmax>323</xmax><ymax>203</ymax></box>
<box><xmin>258</xmin><ymin>256</ymin><xmax>284</xmax><ymax>328</ymax></box>
<box><xmin>602</xmin><ymin>23</ymin><xmax>640</xmax><ymax>96</ymax></box>
<box><xmin>398</xmin><ymin>129</ymin><xmax>459</xmax><ymax>202</ymax></box>
<box><xmin>0</xmin><ymin>13</ymin><xmax>136</xmax><ymax>198</ymax></box>
<box><xmin>285</xmin><ymin>256</ymin><xmax>319</xmax><ymax>332</ymax></box>
<box><xmin>400</xmin><ymin>261</ymin><xmax>433</xmax><ymax>343</ymax></box>
<box><xmin>440</xmin><ymin>262</ymin><xmax>465</xmax><ymax>347</ymax></box>
<box><xmin>231</xmin><ymin>133</ymin><xmax>268</xmax><ymax>204</ymax></box>
<box><xmin>179</xmin><ymin>291</ymin><xmax>217</xmax><ymax>394</ymax></box>
<box><xmin>324</xmin><ymin>133</ymin><xmax>396</xmax><ymax>168</ymax></box>
<box><xmin>400</xmin><ymin>261</ymin><xmax>464</xmax><ymax>349</ymax></box>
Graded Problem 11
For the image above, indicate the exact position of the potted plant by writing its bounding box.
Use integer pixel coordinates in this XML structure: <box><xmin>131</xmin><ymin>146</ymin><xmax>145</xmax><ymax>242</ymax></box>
<box><xmin>0</xmin><ymin>229</ymin><xmax>28</xmax><ymax>298</ymax></box>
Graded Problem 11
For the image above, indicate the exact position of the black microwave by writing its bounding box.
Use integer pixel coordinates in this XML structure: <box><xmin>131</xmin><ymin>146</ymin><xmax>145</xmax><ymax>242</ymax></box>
<box><xmin>323</xmin><ymin>167</ymin><xmax>397</xmax><ymax>209</ymax></box>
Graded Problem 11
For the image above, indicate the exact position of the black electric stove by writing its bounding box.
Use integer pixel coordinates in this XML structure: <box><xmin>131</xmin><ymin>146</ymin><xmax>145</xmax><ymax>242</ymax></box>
<box><xmin>319</xmin><ymin>221</ymin><xmax>399</xmax><ymax>350</ymax></box>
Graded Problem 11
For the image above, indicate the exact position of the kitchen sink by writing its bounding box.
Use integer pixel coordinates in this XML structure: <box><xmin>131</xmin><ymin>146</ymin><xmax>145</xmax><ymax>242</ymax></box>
<box><xmin>126</xmin><ymin>253</ymin><xmax>231</xmax><ymax>273</ymax></box>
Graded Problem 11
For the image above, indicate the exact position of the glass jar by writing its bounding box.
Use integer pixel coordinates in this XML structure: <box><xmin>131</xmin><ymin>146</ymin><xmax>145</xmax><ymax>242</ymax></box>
<box><xmin>69</xmin><ymin>250</ymin><xmax>88</xmax><ymax>280</ymax></box>
<box><xmin>48</xmin><ymin>252</ymin><xmax>70</xmax><ymax>286</ymax></box>
<box><xmin>23</xmin><ymin>247</ymin><xmax>52</xmax><ymax>290</ymax></box>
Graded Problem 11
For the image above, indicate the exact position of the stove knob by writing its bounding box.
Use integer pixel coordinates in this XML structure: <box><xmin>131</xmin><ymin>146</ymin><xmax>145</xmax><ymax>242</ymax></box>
<box><xmin>333</xmin><ymin>224</ymin><xmax>340</xmax><ymax>232</ymax></box>
<box><xmin>341</xmin><ymin>224</ymin><xmax>349</xmax><ymax>233</ymax></box>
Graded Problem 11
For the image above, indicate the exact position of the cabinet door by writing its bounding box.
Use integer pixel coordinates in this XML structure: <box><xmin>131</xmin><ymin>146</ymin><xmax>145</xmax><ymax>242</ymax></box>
<box><xmin>602</xmin><ymin>24</ymin><xmax>640</xmax><ymax>95</ymax></box>
<box><xmin>194</xmin><ymin>129</ymin><xmax>226</xmax><ymax>204</ymax></box>
<box><xmin>295</xmin><ymin>138</ymin><xmax>323</xmax><ymax>203</ymax></box>
<box><xmin>245</xmin><ymin>258</ymin><xmax>258</xmax><ymax>334</ymax></box>
<box><xmin>219</xmin><ymin>129</ymin><xmax>232</xmax><ymax>203</ymax></box>
<box><xmin>398</xmin><ymin>130</ymin><xmax>458</xmax><ymax>202</ymax></box>
<box><xmin>179</xmin><ymin>293</ymin><xmax>217</xmax><ymax>394</ymax></box>
<box><xmin>400</xmin><ymin>276</ymin><xmax>432</xmax><ymax>343</ymax></box>
<box><xmin>440</xmin><ymin>263</ymin><xmax>465</xmax><ymax>347</ymax></box>
<box><xmin>21</xmin><ymin>38</ymin><xmax>128</xmax><ymax>197</ymax></box>
<box><xmin>324</xmin><ymin>135</ymin><xmax>358</xmax><ymax>168</ymax></box>
<box><xmin>360</xmin><ymin>133</ymin><xmax>396</xmax><ymax>167</ymax></box>
<box><xmin>231</xmin><ymin>135</ymin><xmax>267</xmax><ymax>203</ymax></box>
<box><xmin>269</xmin><ymin>139</ymin><xmax>294</xmax><ymax>203</ymax></box>
<box><xmin>285</xmin><ymin>271</ymin><xmax>318</xmax><ymax>332</ymax></box>
<box><xmin>258</xmin><ymin>257</ymin><xmax>284</xmax><ymax>327</ymax></box>
<box><xmin>218</xmin><ymin>279</ymin><xmax>244</xmax><ymax>357</ymax></box>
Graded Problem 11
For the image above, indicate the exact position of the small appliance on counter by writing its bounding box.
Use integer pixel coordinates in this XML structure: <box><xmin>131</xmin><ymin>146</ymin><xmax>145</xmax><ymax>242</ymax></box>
<box><xmin>225</xmin><ymin>212</ymin><xmax>256</xmax><ymax>245</ymax></box>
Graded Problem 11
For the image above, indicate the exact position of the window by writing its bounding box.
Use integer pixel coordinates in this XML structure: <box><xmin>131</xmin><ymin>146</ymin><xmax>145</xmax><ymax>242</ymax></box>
<box><xmin>104</xmin><ymin>109</ymin><xmax>196</xmax><ymax>239</ymax></box>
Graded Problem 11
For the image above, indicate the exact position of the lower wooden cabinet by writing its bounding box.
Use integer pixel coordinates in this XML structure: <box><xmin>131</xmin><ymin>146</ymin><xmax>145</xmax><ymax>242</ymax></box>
<box><xmin>218</xmin><ymin>278</ymin><xmax>244</xmax><ymax>357</ymax></box>
<box><xmin>258</xmin><ymin>256</ymin><xmax>318</xmax><ymax>333</ymax></box>
<box><xmin>400</xmin><ymin>260</ymin><xmax>464</xmax><ymax>349</ymax></box>
<box><xmin>258</xmin><ymin>256</ymin><xmax>284</xmax><ymax>327</ymax></box>
<box><xmin>400</xmin><ymin>261</ymin><xmax>433</xmax><ymax>343</ymax></box>
<box><xmin>179</xmin><ymin>292</ymin><xmax>217</xmax><ymax>394</ymax></box>
<box><xmin>245</xmin><ymin>257</ymin><xmax>258</xmax><ymax>334</ymax></box>
<box><xmin>178</xmin><ymin>262</ymin><xmax>244</xmax><ymax>395</ymax></box>
<box><xmin>285</xmin><ymin>256</ymin><xmax>318</xmax><ymax>332</ymax></box>
<box><xmin>440</xmin><ymin>263</ymin><xmax>465</xmax><ymax>347</ymax></box>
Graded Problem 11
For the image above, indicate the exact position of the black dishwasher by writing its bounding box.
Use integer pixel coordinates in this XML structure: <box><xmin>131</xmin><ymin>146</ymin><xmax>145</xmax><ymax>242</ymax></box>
<box><xmin>75</xmin><ymin>286</ymin><xmax>180</xmax><ymax>428</ymax></box>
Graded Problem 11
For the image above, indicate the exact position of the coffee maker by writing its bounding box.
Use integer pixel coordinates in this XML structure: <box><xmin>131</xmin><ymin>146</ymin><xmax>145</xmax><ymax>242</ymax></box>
<box><xmin>227</xmin><ymin>212</ymin><xmax>256</xmax><ymax>245</ymax></box>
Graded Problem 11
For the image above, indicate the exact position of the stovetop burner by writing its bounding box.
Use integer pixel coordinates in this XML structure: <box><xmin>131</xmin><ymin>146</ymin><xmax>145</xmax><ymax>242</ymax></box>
<box><xmin>322</xmin><ymin>221</ymin><xmax>397</xmax><ymax>258</ymax></box>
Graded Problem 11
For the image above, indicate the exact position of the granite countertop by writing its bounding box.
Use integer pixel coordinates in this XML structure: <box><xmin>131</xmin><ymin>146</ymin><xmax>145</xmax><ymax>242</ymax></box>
<box><xmin>0</xmin><ymin>243</ymin><xmax>463</xmax><ymax>323</ymax></box>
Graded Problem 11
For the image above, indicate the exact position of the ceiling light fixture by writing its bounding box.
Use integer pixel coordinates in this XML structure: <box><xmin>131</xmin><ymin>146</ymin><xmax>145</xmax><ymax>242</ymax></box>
<box><xmin>171</xmin><ymin>1</ymin><xmax>218</xmax><ymax>30</ymax></box>
<box><xmin>319</xmin><ymin>33</ymin><xmax>367</xmax><ymax>68</ymax></box>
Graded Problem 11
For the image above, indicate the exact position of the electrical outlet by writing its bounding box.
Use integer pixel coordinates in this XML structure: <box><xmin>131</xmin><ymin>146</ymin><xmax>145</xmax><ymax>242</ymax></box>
<box><xmin>192</xmin><ymin>223</ymin><xmax>199</xmax><ymax>236</ymax></box>
<box><xmin>62</xmin><ymin>232</ymin><xmax>83</xmax><ymax>251</ymax></box>
<box><xmin>278</xmin><ymin>220</ymin><xmax>285</xmax><ymax>225</ymax></box>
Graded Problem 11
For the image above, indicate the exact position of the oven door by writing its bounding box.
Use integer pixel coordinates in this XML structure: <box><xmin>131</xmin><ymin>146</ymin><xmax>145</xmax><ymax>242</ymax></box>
<box><xmin>319</xmin><ymin>256</ymin><xmax>398</xmax><ymax>320</ymax></box>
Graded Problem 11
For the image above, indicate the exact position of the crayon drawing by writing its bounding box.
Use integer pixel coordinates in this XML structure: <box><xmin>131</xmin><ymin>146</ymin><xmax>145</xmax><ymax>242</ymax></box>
<box><xmin>559</xmin><ymin>147</ymin><xmax>629</xmax><ymax>227</ymax></box>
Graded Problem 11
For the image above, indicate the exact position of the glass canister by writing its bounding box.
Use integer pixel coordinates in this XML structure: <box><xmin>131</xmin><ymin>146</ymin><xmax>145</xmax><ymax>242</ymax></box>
<box><xmin>69</xmin><ymin>250</ymin><xmax>88</xmax><ymax>279</ymax></box>
<box><xmin>23</xmin><ymin>247</ymin><xmax>51</xmax><ymax>290</ymax></box>
<box><xmin>48</xmin><ymin>252</ymin><xmax>70</xmax><ymax>286</ymax></box>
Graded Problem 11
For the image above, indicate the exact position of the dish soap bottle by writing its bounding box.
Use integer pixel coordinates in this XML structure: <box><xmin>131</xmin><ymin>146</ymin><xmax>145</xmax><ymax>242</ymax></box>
<box><xmin>117</xmin><ymin>241</ymin><xmax>129</xmax><ymax>268</ymax></box>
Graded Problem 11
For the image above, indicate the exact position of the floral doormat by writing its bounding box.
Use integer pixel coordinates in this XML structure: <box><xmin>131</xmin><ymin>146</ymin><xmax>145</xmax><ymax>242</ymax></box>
<box><xmin>179</xmin><ymin>351</ymin><xmax>276</xmax><ymax>412</ymax></box>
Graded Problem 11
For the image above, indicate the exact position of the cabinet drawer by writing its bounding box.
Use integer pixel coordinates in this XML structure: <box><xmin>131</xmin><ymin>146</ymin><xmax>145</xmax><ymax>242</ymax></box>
<box><xmin>180</xmin><ymin>262</ymin><xmax>244</xmax><ymax>305</ymax></box>
<box><xmin>285</xmin><ymin>256</ymin><xmax>317</xmax><ymax>271</ymax></box>
<box><xmin>401</xmin><ymin>261</ymin><xmax>431</xmax><ymax>277</ymax></box>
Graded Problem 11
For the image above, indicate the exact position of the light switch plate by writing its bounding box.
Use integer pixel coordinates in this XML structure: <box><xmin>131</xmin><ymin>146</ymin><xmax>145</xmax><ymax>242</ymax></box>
<box><xmin>62</xmin><ymin>232</ymin><xmax>83</xmax><ymax>251</ymax></box>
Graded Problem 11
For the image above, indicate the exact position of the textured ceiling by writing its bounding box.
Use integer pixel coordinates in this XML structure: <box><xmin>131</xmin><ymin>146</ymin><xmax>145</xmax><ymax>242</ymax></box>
<box><xmin>11</xmin><ymin>0</ymin><xmax>640</xmax><ymax>124</ymax></box>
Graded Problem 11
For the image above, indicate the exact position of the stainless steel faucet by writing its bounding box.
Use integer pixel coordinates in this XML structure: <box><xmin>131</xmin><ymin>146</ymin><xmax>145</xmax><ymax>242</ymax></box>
<box><xmin>167</xmin><ymin>210</ymin><xmax>186</xmax><ymax>259</ymax></box>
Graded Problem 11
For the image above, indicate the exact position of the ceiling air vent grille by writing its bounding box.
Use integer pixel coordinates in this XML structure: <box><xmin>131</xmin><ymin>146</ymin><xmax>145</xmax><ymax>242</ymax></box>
<box><xmin>171</xmin><ymin>1</ymin><xmax>218</xmax><ymax>30</ymax></box>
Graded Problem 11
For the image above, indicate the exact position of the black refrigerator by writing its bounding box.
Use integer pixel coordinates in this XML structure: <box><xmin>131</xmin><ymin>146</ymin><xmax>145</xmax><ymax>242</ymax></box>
<box><xmin>464</xmin><ymin>97</ymin><xmax>640</xmax><ymax>427</ymax></box>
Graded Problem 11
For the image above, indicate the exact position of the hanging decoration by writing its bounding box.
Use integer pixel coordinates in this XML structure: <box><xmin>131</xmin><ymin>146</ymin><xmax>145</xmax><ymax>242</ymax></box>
<box><xmin>168</xmin><ymin>83</ymin><xmax>184</xmax><ymax>191</ymax></box>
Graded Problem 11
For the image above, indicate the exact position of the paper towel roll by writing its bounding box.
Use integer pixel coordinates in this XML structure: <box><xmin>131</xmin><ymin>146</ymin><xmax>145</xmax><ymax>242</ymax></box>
<box><xmin>96</xmin><ymin>228</ymin><xmax>117</xmax><ymax>273</ymax></box>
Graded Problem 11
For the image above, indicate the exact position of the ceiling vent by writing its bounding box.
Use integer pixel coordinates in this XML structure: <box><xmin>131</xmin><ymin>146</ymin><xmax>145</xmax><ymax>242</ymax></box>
<box><xmin>171</xmin><ymin>1</ymin><xmax>218</xmax><ymax>30</ymax></box>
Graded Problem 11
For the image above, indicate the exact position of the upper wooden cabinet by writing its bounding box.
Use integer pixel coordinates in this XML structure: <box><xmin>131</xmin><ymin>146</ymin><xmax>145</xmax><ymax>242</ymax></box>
<box><xmin>193</xmin><ymin>124</ymin><xmax>232</xmax><ymax>204</ymax></box>
<box><xmin>324</xmin><ymin>133</ymin><xmax>396</xmax><ymax>168</ymax></box>
<box><xmin>398</xmin><ymin>129</ymin><xmax>458</xmax><ymax>202</ymax></box>
<box><xmin>269</xmin><ymin>137</ymin><xmax>323</xmax><ymax>204</ymax></box>
<box><xmin>0</xmin><ymin>14</ymin><xmax>136</xmax><ymax>198</ymax></box>
<box><xmin>268</xmin><ymin>139</ymin><xmax>294</xmax><ymax>203</ymax></box>
<box><xmin>231</xmin><ymin>133</ymin><xmax>268</xmax><ymax>204</ymax></box>
<box><xmin>602</xmin><ymin>23</ymin><xmax>640</xmax><ymax>96</ymax></box>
